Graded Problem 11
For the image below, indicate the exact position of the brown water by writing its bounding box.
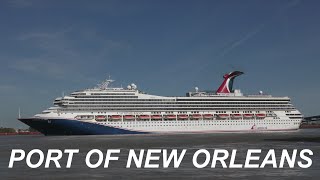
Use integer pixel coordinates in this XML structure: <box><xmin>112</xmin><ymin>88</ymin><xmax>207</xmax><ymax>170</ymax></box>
<box><xmin>0</xmin><ymin>129</ymin><xmax>319</xmax><ymax>179</ymax></box>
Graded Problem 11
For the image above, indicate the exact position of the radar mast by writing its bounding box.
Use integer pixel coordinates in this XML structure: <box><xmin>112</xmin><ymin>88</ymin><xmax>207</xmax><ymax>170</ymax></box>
<box><xmin>97</xmin><ymin>75</ymin><xmax>115</xmax><ymax>90</ymax></box>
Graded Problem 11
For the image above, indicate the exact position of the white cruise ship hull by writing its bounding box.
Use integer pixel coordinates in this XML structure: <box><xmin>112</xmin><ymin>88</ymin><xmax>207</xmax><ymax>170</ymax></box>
<box><xmin>19</xmin><ymin>118</ymin><xmax>301</xmax><ymax>135</ymax></box>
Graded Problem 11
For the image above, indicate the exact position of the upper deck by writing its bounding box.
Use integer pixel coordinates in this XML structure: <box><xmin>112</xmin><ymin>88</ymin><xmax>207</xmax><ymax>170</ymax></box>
<box><xmin>50</xmin><ymin>71</ymin><xmax>294</xmax><ymax>112</ymax></box>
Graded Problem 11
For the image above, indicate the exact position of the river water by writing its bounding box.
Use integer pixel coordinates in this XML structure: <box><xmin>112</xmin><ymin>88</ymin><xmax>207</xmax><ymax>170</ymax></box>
<box><xmin>0</xmin><ymin>129</ymin><xmax>319</xmax><ymax>179</ymax></box>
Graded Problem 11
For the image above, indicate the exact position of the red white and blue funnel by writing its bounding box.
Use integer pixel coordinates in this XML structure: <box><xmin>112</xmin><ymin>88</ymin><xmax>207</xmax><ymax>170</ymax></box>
<box><xmin>216</xmin><ymin>71</ymin><xmax>244</xmax><ymax>93</ymax></box>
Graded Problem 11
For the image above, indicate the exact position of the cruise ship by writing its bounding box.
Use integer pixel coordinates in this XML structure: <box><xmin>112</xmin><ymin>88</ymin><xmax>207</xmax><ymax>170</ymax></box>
<box><xmin>19</xmin><ymin>71</ymin><xmax>303</xmax><ymax>135</ymax></box>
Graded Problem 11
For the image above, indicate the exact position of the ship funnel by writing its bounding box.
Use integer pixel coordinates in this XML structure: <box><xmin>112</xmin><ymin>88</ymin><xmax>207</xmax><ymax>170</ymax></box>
<box><xmin>216</xmin><ymin>71</ymin><xmax>244</xmax><ymax>93</ymax></box>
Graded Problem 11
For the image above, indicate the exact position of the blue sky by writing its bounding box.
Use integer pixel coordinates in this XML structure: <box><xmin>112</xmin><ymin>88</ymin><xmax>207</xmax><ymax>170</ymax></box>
<box><xmin>0</xmin><ymin>0</ymin><xmax>319</xmax><ymax>128</ymax></box>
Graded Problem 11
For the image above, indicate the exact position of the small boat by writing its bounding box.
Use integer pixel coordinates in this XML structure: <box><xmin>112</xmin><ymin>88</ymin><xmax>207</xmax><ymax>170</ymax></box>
<box><xmin>178</xmin><ymin>114</ymin><xmax>188</xmax><ymax>119</ymax></box>
<box><xmin>139</xmin><ymin>115</ymin><xmax>151</xmax><ymax>119</ymax></box>
<box><xmin>231</xmin><ymin>114</ymin><xmax>242</xmax><ymax>119</ymax></box>
<box><xmin>151</xmin><ymin>115</ymin><xmax>162</xmax><ymax>119</ymax></box>
<box><xmin>243</xmin><ymin>114</ymin><xmax>254</xmax><ymax>118</ymax></box>
<box><xmin>166</xmin><ymin>114</ymin><xmax>176</xmax><ymax>119</ymax></box>
<box><xmin>256</xmin><ymin>113</ymin><xmax>266</xmax><ymax>118</ymax></box>
<box><xmin>191</xmin><ymin>114</ymin><xmax>202</xmax><ymax>119</ymax></box>
<box><xmin>95</xmin><ymin>115</ymin><xmax>106</xmax><ymax>121</ymax></box>
<box><xmin>124</xmin><ymin>115</ymin><xmax>135</xmax><ymax>120</ymax></box>
<box><xmin>217</xmin><ymin>114</ymin><xmax>229</xmax><ymax>119</ymax></box>
<box><xmin>203</xmin><ymin>114</ymin><xmax>213</xmax><ymax>119</ymax></box>
<box><xmin>110</xmin><ymin>115</ymin><xmax>122</xmax><ymax>120</ymax></box>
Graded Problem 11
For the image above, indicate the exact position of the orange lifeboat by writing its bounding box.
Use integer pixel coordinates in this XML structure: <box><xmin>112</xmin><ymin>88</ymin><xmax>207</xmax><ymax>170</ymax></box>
<box><xmin>166</xmin><ymin>114</ymin><xmax>176</xmax><ymax>119</ymax></box>
<box><xmin>191</xmin><ymin>114</ymin><xmax>202</xmax><ymax>119</ymax></box>
<box><xmin>243</xmin><ymin>114</ymin><xmax>254</xmax><ymax>118</ymax></box>
<box><xmin>110</xmin><ymin>115</ymin><xmax>122</xmax><ymax>120</ymax></box>
<box><xmin>256</xmin><ymin>113</ymin><xmax>266</xmax><ymax>118</ymax></box>
<box><xmin>151</xmin><ymin>115</ymin><xmax>162</xmax><ymax>119</ymax></box>
<box><xmin>95</xmin><ymin>115</ymin><xmax>106</xmax><ymax>121</ymax></box>
<box><xmin>124</xmin><ymin>115</ymin><xmax>135</xmax><ymax>120</ymax></box>
<box><xmin>231</xmin><ymin>114</ymin><xmax>242</xmax><ymax>119</ymax></box>
<box><xmin>203</xmin><ymin>114</ymin><xmax>214</xmax><ymax>119</ymax></box>
<box><xmin>178</xmin><ymin>114</ymin><xmax>188</xmax><ymax>120</ymax></box>
<box><xmin>218</xmin><ymin>114</ymin><xmax>229</xmax><ymax>119</ymax></box>
<box><xmin>139</xmin><ymin>115</ymin><xmax>150</xmax><ymax>120</ymax></box>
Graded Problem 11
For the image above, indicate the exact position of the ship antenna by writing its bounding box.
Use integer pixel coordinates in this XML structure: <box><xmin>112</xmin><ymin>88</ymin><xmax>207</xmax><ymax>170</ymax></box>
<box><xmin>18</xmin><ymin>107</ymin><xmax>21</xmax><ymax>119</ymax></box>
<box><xmin>98</xmin><ymin>75</ymin><xmax>115</xmax><ymax>89</ymax></box>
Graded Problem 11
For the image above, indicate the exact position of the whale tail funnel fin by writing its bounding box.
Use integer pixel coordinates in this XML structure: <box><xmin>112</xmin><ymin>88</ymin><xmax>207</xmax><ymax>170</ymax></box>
<box><xmin>216</xmin><ymin>71</ymin><xmax>244</xmax><ymax>93</ymax></box>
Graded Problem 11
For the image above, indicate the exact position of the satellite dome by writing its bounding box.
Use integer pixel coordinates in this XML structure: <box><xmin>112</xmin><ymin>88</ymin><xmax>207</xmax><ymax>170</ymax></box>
<box><xmin>131</xmin><ymin>83</ymin><xmax>137</xmax><ymax>89</ymax></box>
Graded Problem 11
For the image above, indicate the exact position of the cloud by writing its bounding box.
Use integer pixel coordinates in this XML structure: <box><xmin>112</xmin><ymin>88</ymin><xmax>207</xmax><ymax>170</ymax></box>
<box><xmin>7</xmin><ymin>0</ymin><xmax>54</xmax><ymax>8</ymax></box>
<box><xmin>17</xmin><ymin>30</ymin><xmax>68</xmax><ymax>41</ymax></box>
<box><xmin>215</xmin><ymin>0</ymin><xmax>300</xmax><ymax>58</ymax></box>
<box><xmin>0</xmin><ymin>85</ymin><xmax>17</xmax><ymax>92</ymax></box>
<box><xmin>16</xmin><ymin>27</ymin><xmax>77</xmax><ymax>56</ymax></box>
<box><xmin>219</xmin><ymin>23</ymin><xmax>265</xmax><ymax>57</ymax></box>
<box><xmin>285</xmin><ymin>0</ymin><xmax>301</xmax><ymax>9</ymax></box>
<box><xmin>9</xmin><ymin>27</ymin><xmax>131</xmax><ymax>82</ymax></box>
<box><xmin>16</xmin><ymin>27</ymin><xmax>129</xmax><ymax>58</ymax></box>
<box><xmin>9</xmin><ymin>58</ymin><xmax>68</xmax><ymax>78</ymax></box>
<box><xmin>10</xmin><ymin>29</ymin><xmax>75</xmax><ymax>79</ymax></box>
<box><xmin>7</xmin><ymin>0</ymin><xmax>37</xmax><ymax>8</ymax></box>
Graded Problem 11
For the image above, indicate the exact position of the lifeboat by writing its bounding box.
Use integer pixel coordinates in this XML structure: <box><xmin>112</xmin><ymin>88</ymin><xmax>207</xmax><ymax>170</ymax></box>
<box><xmin>203</xmin><ymin>114</ymin><xmax>213</xmax><ymax>119</ymax></box>
<box><xmin>178</xmin><ymin>114</ymin><xmax>188</xmax><ymax>120</ymax></box>
<box><xmin>191</xmin><ymin>114</ymin><xmax>202</xmax><ymax>119</ymax></box>
<box><xmin>95</xmin><ymin>115</ymin><xmax>106</xmax><ymax>121</ymax></box>
<box><xmin>124</xmin><ymin>115</ymin><xmax>135</xmax><ymax>120</ymax></box>
<box><xmin>217</xmin><ymin>114</ymin><xmax>229</xmax><ymax>119</ymax></box>
<box><xmin>166</xmin><ymin>114</ymin><xmax>176</xmax><ymax>119</ymax></box>
<box><xmin>243</xmin><ymin>114</ymin><xmax>254</xmax><ymax>118</ymax></box>
<box><xmin>110</xmin><ymin>115</ymin><xmax>122</xmax><ymax>120</ymax></box>
<box><xmin>151</xmin><ymin>115</ymin><xmax>162</xmax><ymax>119</ymax></box>
<box><xmin>256</xmin><ymin>113</ymin><xmax>266</xmax><ymax>118</ymax></box>
<box><xmin>231</xmin><ymin>114</ymin><xmax>242</xmax><ymax>119</ymax></box>
<box><xmin>139</xmin><ymin>115</ymin><xmax>151</xmax><ymax>120</ymax></box>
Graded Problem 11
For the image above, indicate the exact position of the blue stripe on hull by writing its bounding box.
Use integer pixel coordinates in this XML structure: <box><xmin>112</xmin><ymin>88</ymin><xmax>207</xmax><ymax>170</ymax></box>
<box><xmin>18</xmin><ymin>118</ymin><xmax>148</xmax><ymax>136</ymax></box>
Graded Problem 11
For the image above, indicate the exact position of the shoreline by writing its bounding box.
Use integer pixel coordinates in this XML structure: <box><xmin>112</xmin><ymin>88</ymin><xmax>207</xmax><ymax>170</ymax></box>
<box><xmin>300</xmin><ymin>124</ymin><xmax>320</xmax><ymax>129</ymax></box>
<box><xmin>0</xmin><ymin>132</ymin><xmax>41</xmax><ymax>136</ymax></box>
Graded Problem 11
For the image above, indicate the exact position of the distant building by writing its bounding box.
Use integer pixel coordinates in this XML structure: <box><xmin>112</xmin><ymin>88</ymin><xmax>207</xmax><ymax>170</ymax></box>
<box><xmin>303</xmin><ymin>115</ymin><xmax>320</xmax><ymax>125</ymax></box>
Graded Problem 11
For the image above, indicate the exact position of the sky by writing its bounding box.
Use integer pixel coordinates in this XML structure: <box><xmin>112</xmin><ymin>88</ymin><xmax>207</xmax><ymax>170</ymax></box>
<box><xmin>0</xmin><ymin>0</ymin><xmax>319</xmax><ymax>128</ymax></box>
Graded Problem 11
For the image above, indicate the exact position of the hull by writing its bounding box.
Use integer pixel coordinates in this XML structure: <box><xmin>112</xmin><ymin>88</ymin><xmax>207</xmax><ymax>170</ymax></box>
<box><xmin>19</xmin><ymin>118</ymin><xmax>146</xmax><ymax>135</ymax></box>
<box><xmin>19</xmin><ymin>118</ymin><xmax>300</xmax><ymax>136</ymax></box>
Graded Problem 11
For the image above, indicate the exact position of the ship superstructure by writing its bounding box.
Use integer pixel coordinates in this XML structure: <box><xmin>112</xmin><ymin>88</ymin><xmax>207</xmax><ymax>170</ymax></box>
<box><xmin>19</xmin><ymin>71</ymin><xmax>302</xmax><ymax>135</ymax></box>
